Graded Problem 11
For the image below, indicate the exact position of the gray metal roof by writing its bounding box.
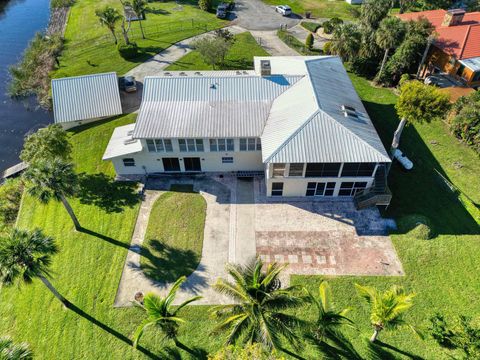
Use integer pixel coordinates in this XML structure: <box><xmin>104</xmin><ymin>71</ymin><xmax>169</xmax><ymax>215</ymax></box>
<box><xmin>103</xmin><ymin>124</ymin><xmax>142</xmax><ymax>160</ymax></box>
<box><xmin>52</xmin><ymin>72</ymin><xmax>122</xmax><ymax>124</ymax></box>
<box><xmin>261</xmin><ymin>56</ymin><xmax>391</xmax><ymax>164</ymax></box>
<box><xmin>132</xmin><ymin>75</ymin><xmax>301</xmax><ymax>139</ymax></box>
<box><xmin>459</xmin><ymin>56</ymin><xmax>480</xmax><ymax>71</ymax></box>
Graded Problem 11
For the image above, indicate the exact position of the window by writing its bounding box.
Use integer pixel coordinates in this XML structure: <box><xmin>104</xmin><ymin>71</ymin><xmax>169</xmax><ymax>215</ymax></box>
<box><xmin>210</xmin><ymin>138</ymin><xmax>234</xmax><ymax>152</ymax></box>
<box><xmin>341</xmin><ymin>163</ymin><xmax>376</xmax><ymax>177</ymax></box>
<box><xmin>272</xmin><ymin>163</ymin><xmax>286</xmax><ymax>177</ymax></box>
<box><xmin>338</xmin><ymin>182</ymin><xmax>368</xmax><ymax>196</ymax></box>
<box><xmin>178</xmin><ymin>139</ymin><xmax>204</xmax><ymax>152</ymax></box>
<box><xmin>123</xmin><ymin>158</ymin><xmax>135</xmax><ymax>167</ymax></box>
<box><xmin>305</xmin><ymin>163</ymin><xmax>341</xmax><ymax>177</ymax></box>
<box><xmin>222</xmin><ymin>157</ymin><xmax>234</xmax><ymax>163</ymax></box>
<box><xmin>473</xmin><ymin>71</ymin><xmax>480</xmax><ymax>82</ymax></box>
<box><xmin>146</xmin><ymin>139</ymin><xmax>173</xmax><ymax>153</ymax></box>
<box><xmin>306</xmin><ymin>182</ymin><xmax>336</xmax><ymax>196</ymax></box>
<box><xmin>240</xmin><ymin>138</ymin><xmax>261</xmax><ymax>151</ymax></box>
<box><xmin>271</xmin><ymin>182</ymin><xmax>283</xmax><ymax>196</ymax></box>
<box><xmin>288</xmin><ymin>163</ymin><xmax>304</xmax><ymax>177</ymax></box>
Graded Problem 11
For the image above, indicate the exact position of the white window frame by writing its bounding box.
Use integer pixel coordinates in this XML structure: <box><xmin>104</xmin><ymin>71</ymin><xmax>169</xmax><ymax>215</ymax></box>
<box><xmin>240</xmin><ymin>138</ymin><xmax>261</xmax><ymax>151</ymax></box>
<box><xmin>146</xmin><ymin>139</ymin><xmax>173</xmax><ymax>153</ymax></box>
<box><xmin>178</xmin><ymin>138</ymin><xmax>204</xmax><ymax>152</ymax></box>
<box><xmin>272</xmin><ymin>163</ymin><xmax>286</xmax><ymax>177</ymax></box>
<box><xmin>288</xmin><ymin>163</ymin><xmax>304</xmax><ymax>177</ymax></box>
<box><xmin>222</xmin><ymin>157</ymin><xmax>234</xmax><ymax>163</ymax></box>
<box><xmin>209</xmin><ymin>138</ymin><xmax>234</xmax><ymax>152</ymax></box>
<box><xmin>123</xmin><ymin>158</ymin><xmax>136</xmax><ymax>167</ymax></box>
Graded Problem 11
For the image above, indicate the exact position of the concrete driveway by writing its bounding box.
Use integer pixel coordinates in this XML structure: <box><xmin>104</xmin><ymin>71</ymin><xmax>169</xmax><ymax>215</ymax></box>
<box><xmin>231</xmin><ymin>0</ymin><xmax>301</xmax><ymax>30</ymax></box>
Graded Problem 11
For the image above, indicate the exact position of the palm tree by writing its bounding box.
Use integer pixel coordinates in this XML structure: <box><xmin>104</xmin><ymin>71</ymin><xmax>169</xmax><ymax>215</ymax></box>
<box><xmin>355</xmin><ymin>284</ymin><xmax>421</xmax><ymax>342</ymax></box>
<box><xmin>306</xmin><ymin>281</ymin><xmax>361</xmax><ymax>359</ymax></box>
<box><xmin>331</xmin><ymin>23</ymin><xmax>362</xmax><ymax>62</ymax></box>
<box><xmin>0</xmin><ymin>228</ymin><xmax>68</xmax><ymax>307</ymax></box>
<box><xmin>133</xmin><ymin>276</ymin><xmax>201</xmax><ymax>349</ymax></box>
<box><xmin>95</xmin><ymin>6</ymin><xmax>121</xmax><ymax>44</ymax></box>
<box><xmin>23</xmin><ymin>158</ymin><xmax>81</xmax><ymax>231</ymax></box>
<box><xmin>211</xmin><ymin>258</ymin><xmax>305</xmax><ymax>353</ymax></box>
<box><xmin>375</xmin><ymin>17</ymin><xmax>406</xmax><ymax>78</ymax></box>
<box><xmin>0</xmin><ymin>336</ymin><xmax>32</xmax><ymax>360</ymax></box>
<box><xmin>130</xmin><ymin>0</ymin><xmax>147</xmax><ymax>39</ymax></box>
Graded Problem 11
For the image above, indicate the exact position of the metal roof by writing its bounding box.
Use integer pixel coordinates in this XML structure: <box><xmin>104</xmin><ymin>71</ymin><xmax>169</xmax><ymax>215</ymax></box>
<box><xmin>102</xmin><ymin>124</ymin><xmax>143</xmax><ymax>160</ymax></box>
<box><xmin>52</xmin><ymin>72</ymin><xmax>122</xmax><ymax>124</ymax></box>
<box><xmin>260</xmin><ymin>56</ymin><xmax>391</xmax><ymax>164</ymax></box>
<box><xmin>459</xmin><ymin>56</ymin><xmax>480</xmax><ymax>71</ymax></box>
<box><xmin>132</xmin><ymin>75</ymin><xmax>301</xmax><ymax>139</ymax></box>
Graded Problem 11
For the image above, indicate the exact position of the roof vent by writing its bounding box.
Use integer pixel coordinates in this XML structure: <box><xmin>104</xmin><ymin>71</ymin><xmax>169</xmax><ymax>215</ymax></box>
<box><xmin>194</xmin><ymin>71</ymin><xmax>203</xmax><ymax>76</ymax></box>
<box><xmin>236</xmin><ymin>71</ymin><xmax>242</xmax><ymax>75</ymax></box>
<box><xmin>179</xmin><ymin>72</ymin><xmax>187</xmax><ymax>76</ymax></box>
<box><xmin>210</xmin><ymin>83</ymin><xmax>217</xmax><ymax>89</ymax></box>
<box><xmin>164</xmin><ymin>72</ymin><xmax>172</xmax><ymax>76</ymax></box>
<box><xmin>124</xmin><ymin>138</ymin><xmax>137</xmax><ymax>145</ymax></box>
<box><xmin>260</xmin><ymin>60</ymin><xmax>271</xmax><ymax>76</ymax></box>
<box><xmin>442</xmin><ymin>9</ymin><xmax>465</xmax><ymax>27</ymax></box>
<box><xmin>243</xmin><ymin>70</ymin><xmax>248</xmax><ymax>75</ymax></box>
<box><xmin>341</xmin><ymin>105</ymin><xmax>359</xmax><ymax>118</ymax></box>
<box><xmin>127</xmin><ymin>130</ymin><xmax>134</xmax><ymax>136</ymax></box>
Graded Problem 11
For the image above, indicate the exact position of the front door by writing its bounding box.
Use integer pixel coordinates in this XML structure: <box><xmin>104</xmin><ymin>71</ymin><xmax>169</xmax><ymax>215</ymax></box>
<box><xmin>162</xmin><ymin>158</ymin><xmax>180</xmax><ymax>172</ymax></box>
<box><xmin>184</xmin><ymin>157</ymin><xmax>201</xmax><ymax>172</ymax></box>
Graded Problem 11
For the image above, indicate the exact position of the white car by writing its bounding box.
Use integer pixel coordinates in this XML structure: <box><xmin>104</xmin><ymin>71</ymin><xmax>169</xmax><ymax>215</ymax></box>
<box><xmin>275</xmin><ymin>5</ymin><xmax>292</xmax><ymax>16</ymax></box>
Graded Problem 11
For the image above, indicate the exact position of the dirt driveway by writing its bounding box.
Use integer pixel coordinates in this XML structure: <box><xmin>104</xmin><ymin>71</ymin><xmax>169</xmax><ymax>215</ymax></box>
<box><xmin>253</xmin><ymin>179</ymin><xmax>404</xmax><ymax>276</ymax></box>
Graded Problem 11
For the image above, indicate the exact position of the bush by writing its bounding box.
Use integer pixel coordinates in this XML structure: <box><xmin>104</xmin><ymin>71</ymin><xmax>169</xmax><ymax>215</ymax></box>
<box><xmin>198</xmin><ymin>0</ymin><xmax>211</xmax><ymax>11</ymax></box>
<box><xmin>323</xmin><ymin>41</ymin><xmax>332</xmax><ymax>55</ymax></box>
<box><xmin>323</xmin><ymin>17</ymin><xmax>343</xmax><ymax>34</ymax></box>
<box><xmin>117</xmin><ymin>42</ymin><xmax>138</xmax><ymax>59</ymax></box>
<box><xmin>208</xmin><ymin>344</ymin><xmax>285</xmax><ymax>360</ymax></box>
<box><xmin>348</xmin><ymin>56</ymin><xmax>378</xmax><ymax>77</ymax></box>
<box><xmin>301</xmin><ymin>21</ymin><xmax>321</xmax><ymax>33</ymax></box>
<box><xmin>305</xmin><ymin>33</ymin><xmax>314</xmax><ymax>49</ymax></box>
<box><xmin>448</xmin><ymin>91</ymin><xmax>480</xmax><ymax>154</ymax></box>
<box><xmin>397</xmin><ymin>214</ymin><xmax>434</xmax><ymax>240</ymax></box>
<box><xmin>51</xmin><ymin>0</ymin><xmax>74</xmax><ymax>8</ymax></box>
<box><xmin>0</xmin><ymin>179</ymin><xmax>24</xmax><ymax>234</ymax></box>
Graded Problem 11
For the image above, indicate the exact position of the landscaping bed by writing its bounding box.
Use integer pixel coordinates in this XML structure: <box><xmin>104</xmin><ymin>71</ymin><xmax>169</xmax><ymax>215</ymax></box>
<box><xmin>140</xmin><ymin>185</ymin><xmax>206</xmax><ymax>283</ymax></box>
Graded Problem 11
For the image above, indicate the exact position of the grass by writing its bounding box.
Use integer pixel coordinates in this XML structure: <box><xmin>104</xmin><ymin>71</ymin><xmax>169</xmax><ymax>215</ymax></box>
<box><xmin>54</xmin><ymin>0</ymin><xmax>226</xmax><ymax>78</ymax></box>
<box><xmin>1</xmin><ymin>64</ymin><xmax>479</xmax><ymax>358</ymax></box>
<box><xmin>166</xmin><ymin>32</ymin><xmax>269</xmax><ymax>70</ymax></box>
<box><xmin>277</xmin><ymin>30</ymin><xmax>322</xmax><ymax>56</ymax></box>
<box><xmin>300</xmin><ymin>21</ymin><xmax>321</xmax><ymax>33</ymax></box>
<box><xmin>140</xmin><ymin>185</ymin><xmax>206</xmax><ymax>283</ymax></box>
<box><xmin>262</xmin><ymin>0</ymin><xmax>355</xmax><ymax>19</ymax></box>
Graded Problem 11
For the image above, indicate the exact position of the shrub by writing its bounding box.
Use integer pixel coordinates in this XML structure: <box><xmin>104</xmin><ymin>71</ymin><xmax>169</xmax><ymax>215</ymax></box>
<box><xmin>429</xmin><ymin>313</ymin><xmax>456</xmax><ymax>349</ymax></box>
<box><xmin>51</xmin><ymin>0</ymin><xmax>74</xmax><ymax>8</ymax></box>
<box><xmin>448</xmin><ymin>91</ymin><xmax>480</xmax><ymax>154</ymax></box>
<box><xmin>397</xmin><ymin>214</ymin><xmax>434</xmax><ymax>240</ymax></box>
<box><xmin>399</xmin><ymin>73</ymin><xmax>411</xmax><ymax>86</ymax></box>
<box><xmin>305</xmin><ymin>33</ymin><xmax>314</xmax><ymax>49</ymax></box>
<box><xmin>323</xmin><ymin>41</ymin><xmax>332</xmax><ymax>55</ymax></box>
<box><xmin>301</xmin><ymin>21</ymin><xmax>321</xmax><ymax>33</ymax></box>
<box><xmin>117</xmin><ymin>42</ymin><xmax>138</xmax><ymax>59</ymax></box>
<box><xmin>198</xmin><ymin>0</ymin><xmax>211</xmax><ymax>11</ymax></box>
<box><xmin>323</xmin><ymin>17</ymin><xmax>343</xmax><ymax>34</ymax></box>
<box><xmin>208</xmin><ymin>344</ymin><xmax>285</xmax><ymax>360</ymax></box>
<box><xmin>349</xmin><ymin>56</ymin><xmax>378</xmax><ymax>77</ymax></box>
<box><xmin>0</xmin><ymin>179</ymin><xmax>24</xmax><ymax>234</ymax></box>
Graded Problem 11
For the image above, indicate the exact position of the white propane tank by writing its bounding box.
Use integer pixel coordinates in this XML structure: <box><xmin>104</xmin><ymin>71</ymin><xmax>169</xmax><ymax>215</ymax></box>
<box><xmin>393</xmin><ymin>149</ymin><xmax>413</xmax><ymax>170</ymax></box>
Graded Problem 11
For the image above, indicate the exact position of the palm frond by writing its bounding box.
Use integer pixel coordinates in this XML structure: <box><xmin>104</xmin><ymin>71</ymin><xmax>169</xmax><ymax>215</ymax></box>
<box><xmin>173</xmin><ymin>295</ymin><xmax>202</xmax><ymax>315</ymax></box>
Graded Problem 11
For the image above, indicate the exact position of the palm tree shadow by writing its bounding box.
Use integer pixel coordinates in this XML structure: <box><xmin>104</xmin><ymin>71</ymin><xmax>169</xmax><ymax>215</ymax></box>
<box><xmin>374</xmin><ymin>340</ymin><xmax>424</xmax><ymax>360</ymax></box>
<box><xmin>78</xmin><ymin>227</ymin><xmax>130</xmax><ymax>250</ymax></box>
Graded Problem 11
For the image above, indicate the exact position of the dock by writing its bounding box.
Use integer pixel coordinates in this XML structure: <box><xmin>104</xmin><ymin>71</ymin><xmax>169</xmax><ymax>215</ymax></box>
<box><xmin>0</xmin><ymin>162</ymin><xmax>28</xmax><ymax>181</ymax></box>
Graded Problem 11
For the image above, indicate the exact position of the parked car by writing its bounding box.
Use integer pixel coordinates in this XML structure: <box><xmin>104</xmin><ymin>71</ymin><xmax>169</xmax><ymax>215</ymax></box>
<box><xmin>216</xmin><ymin>3</ymin><xmax>228</xmax><ymax>18</ymax></box>
<box><xmin>226</xmin><ymin>1</ymin><xmax>235</xmax><ymax>10</ymax></box>
<box><xmin>275</xmin><ymin>5</ymin><xmax>292</xmax><ymax>16</ymax></box>
<box><xmin>118</xmin><ymin>76</ymin><xmax>137</xmax><ymax>93</ymax></box>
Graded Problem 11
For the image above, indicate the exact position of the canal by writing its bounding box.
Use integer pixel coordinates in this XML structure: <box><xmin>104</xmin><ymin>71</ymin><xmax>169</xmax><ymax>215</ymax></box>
<box><xmin>0</xmin><ymin>0</ymin><xmax>53</xmax><ymax>173</ymax></box>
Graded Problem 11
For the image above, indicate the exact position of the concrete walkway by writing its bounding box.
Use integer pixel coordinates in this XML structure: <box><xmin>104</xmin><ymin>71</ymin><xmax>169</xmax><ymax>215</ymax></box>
<box><xmin>288</xmin><ymin>24</ymin><xmax>326</xmax><ymax>50</ymax></box>
<box><xmin>114</xmin><ymin>176</ymin><xmax>244</xmax><ymax>306</ymax></box>
<box><xmin>251</xmin><ymin>30</ymin><xmax>300</xmax><ymax>56</ymax></box>
<box><xmin>126</xmin><ymin>25</ymin><xmax>246</xmax><ymax>81</ymax></box>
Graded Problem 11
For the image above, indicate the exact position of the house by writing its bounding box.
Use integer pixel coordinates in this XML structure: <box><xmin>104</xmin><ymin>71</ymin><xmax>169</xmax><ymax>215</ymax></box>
<box><xmin>345</xmin><ymin>0</ymin><xmax>363</xmax><ymax>4</ymax></box>
<box><xmin>397</xmin><ymin>9</ymin><xmax>480</xmax><ymax>88</ymax></box>
<box><xmin>52</xmin><ymin>72</ymin><xmax>123</xmax><ymax>129</ymax></box>
<box><xmin>103</xmin><ymin>56</ymin><xmax>391</xmax><ymax>204</ymax></box>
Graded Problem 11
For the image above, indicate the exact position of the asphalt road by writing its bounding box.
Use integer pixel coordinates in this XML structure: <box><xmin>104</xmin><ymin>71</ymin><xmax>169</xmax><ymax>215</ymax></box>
<box><xmin>230</xmin><ymin>0</ymin><xmax>301</xmax><ymax>30</ymax></box>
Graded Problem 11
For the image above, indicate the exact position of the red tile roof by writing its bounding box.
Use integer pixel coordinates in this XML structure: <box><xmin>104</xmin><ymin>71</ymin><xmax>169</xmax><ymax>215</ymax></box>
<box><xmin>397</xmin><ymin>10</ymin><xmax>480</xmax><ymax>59</ymax></box>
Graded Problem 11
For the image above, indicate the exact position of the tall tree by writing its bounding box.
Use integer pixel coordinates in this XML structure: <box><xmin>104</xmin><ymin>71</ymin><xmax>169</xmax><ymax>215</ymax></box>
<box><xmin>23</xmin><ymin>159</ymin><xmax>81</xmax><ymax>230</ymax></box>
<box><xmin>355</xmin><ymin>284</ymin><xmax>421</xmax><ymax>342</ymax></box>
<box><xmin>95</xmin><ymin>6</ymin><xmax>122</xmax><ymax>44</ymax></box>
<box><xmin>331</xmin><ymin>23</ymin><xmax>362</xmax><ymax>62</ymax></box>
<box><xmin>375</xmin><ymin>17</ymin><xmax>406</xmax><ymax>79</ymax></box>
<box><xmin>306</xmin><ymin>281</ymin><xmax>361</xmax><ymax>359</ymax></box>
<box><xmin>133</xmin><ymin>276</ymin><xmax>201</xmax><ymax>350</ymax></box>
<box><xmin>128</xmin><ymin>0</ymin><xmax>147</xmax><ymax>39</ymax></box>
<box><xmin>211</xmin><ymin>258</ymin><xmax>304</xmax><ymax>354</ymax></box>
<box><xmin>360</xmin><ymin>0</ymin><xmax>391</xmax><ymax>30</ymax></box>
<box><xmin>192</xmin><ymin>36</ymin><xmax>232</xmax><ymax>69</ymax></box>
<box><xmin>20</xmin><ymin>124</ymin><xmax>72</xmax><ymax>165</ymax></box>
<box><xmin>0</xmin><ymin>336</ymin><xmax>32</xmax><ymax>360</ymax></box>
<box><xmin>0</xmin><ymin>229</ymin><xmax>68</xmax><ymax>307</ymax></box>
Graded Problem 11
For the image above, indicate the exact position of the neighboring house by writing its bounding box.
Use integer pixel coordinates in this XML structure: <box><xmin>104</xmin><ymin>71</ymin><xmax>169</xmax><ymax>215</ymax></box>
<box><xmin>345</xmin><ymin>0</ymin><xmax>363</xmax><ymax>4</ymax></box>
<box><xmin>52</xmin><ymin>72</ymin><xmax>123</xmax><ymax>129</ymax></box>
<box><xmin>103</xmin><ymin>56</ymin><xmax>391</xmax><ymax>204</ymax></box>
<box><xmin>397</xmin><ymin>9</ymin><xmax>480</xmax><ymax>88</ymax></box>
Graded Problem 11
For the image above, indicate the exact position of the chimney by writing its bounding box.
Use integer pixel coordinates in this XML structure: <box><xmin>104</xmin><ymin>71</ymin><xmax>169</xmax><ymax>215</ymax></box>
<box><xmin>442</xmin><ymin>9</ymin><xmax>466</xmax><ymax>27</ymax></box>
<box><xmin>260</xmin><ymin>60</ymin><xmax>271</xmax><ymax>76</ymax></box>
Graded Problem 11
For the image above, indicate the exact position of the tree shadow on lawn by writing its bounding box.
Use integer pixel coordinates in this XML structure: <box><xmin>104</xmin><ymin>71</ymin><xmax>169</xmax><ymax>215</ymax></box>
<box><xmin>78</xmin><ymin>227</ymin><xmax>131</xmax><ymax>250</ymax></box>
<box><xmin>136</xmin><ymin>239</ymin><xmax>204</xmax><ymax>285</ymax></box>
<box><xmin>363</xmin><ymin>101</ymin><xmax>479</xmax><ymax>237</ymax></box>
<box><xmin>373</xmin><ymin>340</ymin><xmax>424</xmax><ymax>360</ymax></box>
<box><xmin>77</xmin><ymin>173</ymin><xmax>141</xmax><ymax>213</ymax></box>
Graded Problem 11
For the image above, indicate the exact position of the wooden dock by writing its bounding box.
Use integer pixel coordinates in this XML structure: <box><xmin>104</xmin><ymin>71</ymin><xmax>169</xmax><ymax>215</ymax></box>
<box><xmin>0</xmin><ymin>162</ymin><xmax>28</xmax><ymax>181</ymax></box>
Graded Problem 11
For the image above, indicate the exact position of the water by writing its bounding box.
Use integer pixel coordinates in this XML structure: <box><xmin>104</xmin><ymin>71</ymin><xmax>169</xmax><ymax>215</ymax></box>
<box><xmin>0</xmin><ymin>0</ymin><xmax>53</xmax><ymax>173</ymax></box>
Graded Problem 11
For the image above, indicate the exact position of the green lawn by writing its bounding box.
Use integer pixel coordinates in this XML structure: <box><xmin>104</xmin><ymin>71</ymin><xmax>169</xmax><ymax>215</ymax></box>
<box><xmin>166</xmin><ymin>32</ymin><xmax>269</xmax><ymax>70</ymax></box>
<box><xmin>54</xmin><ymin>0</ymin><xmax>226</xmax><ymax>78</ymax></box>
<box><xmin>261</xmin><ymin>0</ymin><xmax>355</xmax><ymax>19</ymax></box>
<box><xmin>140</xmin><ymin>185</ymin><xmax>206</xmax><ymax>283</ymax></box>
